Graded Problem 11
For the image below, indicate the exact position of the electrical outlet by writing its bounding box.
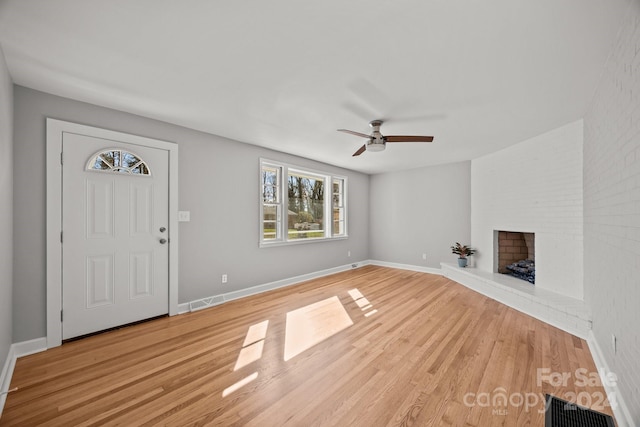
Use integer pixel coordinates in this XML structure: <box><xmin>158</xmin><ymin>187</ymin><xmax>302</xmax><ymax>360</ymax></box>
<box><xmin>422</xmin><ymin>253</ymin><xmax>427</xmax><ymax>260</ymax></box>
<box><xmin>612</xmin><ymin>334</ymin><xmax>617</xmax><ymax>354</ymax></box>
<box><xmin>348</xmin><ymin>250</ymin><xmax>351</xmax><ymax>257</ymax></box>
<box><xmin>222</xmin><ymin>274</ymin><xmax>228</xmax><ymax>284</ymax></box>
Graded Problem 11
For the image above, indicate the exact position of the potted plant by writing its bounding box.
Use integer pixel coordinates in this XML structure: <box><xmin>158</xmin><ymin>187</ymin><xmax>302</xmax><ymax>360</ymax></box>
<box><xmin>450</xmin><ymin>242</ymin><xmax>475</xmax><ymax>267</ymax></box>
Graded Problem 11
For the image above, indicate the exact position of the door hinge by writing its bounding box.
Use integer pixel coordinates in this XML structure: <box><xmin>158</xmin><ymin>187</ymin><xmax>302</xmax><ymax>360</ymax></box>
<box><xmin>61</xmin><ymin>310</ymin><xmax>63</xmax><ymax>322</ymax></box>
<box><xmin>60</xmin><ymin>152</ymin><xmax>63</xmax><ymax>165</ymax></box>
<box><xmin>60</xmin><ymin>231</ymin><xmax>63</xmax><ymax>243</ymax></box>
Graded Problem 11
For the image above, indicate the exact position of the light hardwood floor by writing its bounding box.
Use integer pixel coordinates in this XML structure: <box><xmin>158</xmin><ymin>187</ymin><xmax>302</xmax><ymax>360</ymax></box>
<box><xmin>1</xmin><ymin>266</ymin><xmax>615</xmax><ymax>426</ymax></box>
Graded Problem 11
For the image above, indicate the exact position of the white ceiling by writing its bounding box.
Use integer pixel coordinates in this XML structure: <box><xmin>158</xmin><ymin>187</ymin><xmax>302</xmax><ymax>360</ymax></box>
<box><xmin>0</xmin><ymin>0</ymin><xmax>630</xmax><ymax>174</ymax></box>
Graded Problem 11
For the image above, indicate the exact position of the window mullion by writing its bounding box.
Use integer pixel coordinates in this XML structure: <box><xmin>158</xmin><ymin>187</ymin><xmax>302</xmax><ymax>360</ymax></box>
<box><xmin>324</xmin><ymin>175</ymin><xmax>330</xmax><ymax>238</ymax></box>
<box><xmin>282</xmin><ymin>165</ymin><xmax>287</xmax><ymax>241</ymax></box>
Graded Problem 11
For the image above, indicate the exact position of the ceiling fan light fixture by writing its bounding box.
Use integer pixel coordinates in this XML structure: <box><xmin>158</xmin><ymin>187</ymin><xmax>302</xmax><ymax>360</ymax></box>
<box><xmin>366</xmin><ymin>142</ymin><xmax>385</xmax><ymax>152</ymax></box>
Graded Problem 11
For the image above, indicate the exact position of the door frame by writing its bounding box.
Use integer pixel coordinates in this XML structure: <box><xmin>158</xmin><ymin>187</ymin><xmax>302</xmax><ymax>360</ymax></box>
<box><xmin>46</xmin><ymin>118</ymin><xmax>179</xmax><ymax>348</ymax></box>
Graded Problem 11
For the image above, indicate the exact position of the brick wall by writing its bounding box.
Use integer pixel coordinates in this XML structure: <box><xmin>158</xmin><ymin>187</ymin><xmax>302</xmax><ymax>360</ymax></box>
<box><xmin>471</xmin><ymin>120</ymin><xmax>584</xmax><ymax>299</ymax></box>
<box><xmin>497</xmin><ymin>231</ymin><xmax>534</xmax><ymax>273</ymax></box>
<box><xmin>583</xmin><ymin>1</ymin><xmax>640</xmax><ymax>422</ymax></box>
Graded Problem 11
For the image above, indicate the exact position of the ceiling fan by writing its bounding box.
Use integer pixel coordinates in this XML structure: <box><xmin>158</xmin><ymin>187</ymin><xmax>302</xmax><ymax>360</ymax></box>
<box><xmin>338</xmin><ymin>120</ymin><xmax>434</xmax><ymax>156</ymax></box>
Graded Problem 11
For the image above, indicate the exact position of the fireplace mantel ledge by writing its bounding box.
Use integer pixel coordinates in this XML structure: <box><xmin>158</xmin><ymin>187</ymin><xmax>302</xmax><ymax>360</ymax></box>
<box><xmin>440</xmin><ymin>262</ymin><xmax>591</xmax><ymax>338</ymax></box>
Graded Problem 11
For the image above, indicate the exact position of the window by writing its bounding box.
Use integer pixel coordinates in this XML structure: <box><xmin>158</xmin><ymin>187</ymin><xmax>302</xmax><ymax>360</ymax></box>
<box><xmin>287</xmin><ymin>170</ymin><xmax>324</xmax><ymax>240</ymax></box>
<box><xmin>260</xmin><ymin>159</ymin><xmax>347</xmax><ymax>246</ymax></box>
<box><xmin>261</xmin><ymin>164</ymin><xmax>281</xmax><ymax>240</ymax></box>
<box><xmin>87</xmin><ymin>149</ymin><xmax>150</xmax><ymax>175</ymax></box>
<box><xmin>332</xmin><ymin>178</ymin><xmax>346</xmax><ymax>236</ymax></box>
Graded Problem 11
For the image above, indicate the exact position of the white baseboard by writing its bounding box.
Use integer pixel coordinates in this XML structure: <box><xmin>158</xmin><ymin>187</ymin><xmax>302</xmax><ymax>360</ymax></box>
<box><xmin>0</xmin><ymin>337</ymin><xmax>47</xmax><ymax>417</ymax></box>
<box><xmin>367</xmin><ymin>260</ymin><xmax>443</xmax><ymax>276</ymax></box>
<box><xmin>12</xmin><ymin>337</ymin><xmax>47</xmax><ymax>358</ymax></box>
<box><xmin>587</xmin><ymin>331</ymin><xmax>634</xmax><ymax>427</ymax></box>
<box><xmin>178</xmin><ymin>260</ymin><xmax>371</xmax><ymax>314</ymax></box>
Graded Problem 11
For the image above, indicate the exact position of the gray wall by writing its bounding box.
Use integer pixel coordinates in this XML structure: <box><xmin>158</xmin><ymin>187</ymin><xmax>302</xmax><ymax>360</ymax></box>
<box><xmin>583</xmin><ymin>0</ymin><xmax>640</xmax><ymax>421</ymax></box>
<box><xmin>12</xmin><ymin>86</ymin><xmax>370</xmax><ymax>342</ymax></box>
<box><xmin>0</xmin><ymin>46</ymin><xmax>13</xmax><ymax>376</ymax></box>
<box><xmin>369</xmin><ymin>161</ymin><xmax>471</xmax><ymax>269</ymax></box>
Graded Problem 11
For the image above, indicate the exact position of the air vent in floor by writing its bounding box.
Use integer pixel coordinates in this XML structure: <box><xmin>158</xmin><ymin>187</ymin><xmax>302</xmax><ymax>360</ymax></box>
<box><xmin>545</xmin><ymin>394</ymin><xmax>615</xmax><ymax>427</ymax></box>
<box><xmin>189</xmin><ymin>295</ymin><xmax>225</xmax><ymax>312</ymax></box>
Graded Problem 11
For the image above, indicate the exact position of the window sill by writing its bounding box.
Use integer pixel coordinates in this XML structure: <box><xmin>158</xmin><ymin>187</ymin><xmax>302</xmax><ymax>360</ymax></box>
<box><xmin>259</xmin><ymin>235</ymin><xmax>348</xmax><ymax>248</ymax></box>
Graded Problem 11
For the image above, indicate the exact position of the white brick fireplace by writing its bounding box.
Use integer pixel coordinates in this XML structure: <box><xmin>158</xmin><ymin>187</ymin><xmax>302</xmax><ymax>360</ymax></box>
<box><xmin>471</xmin><ymin>120</ymin><xmax>584</xmax><ymax>300</ymax></box>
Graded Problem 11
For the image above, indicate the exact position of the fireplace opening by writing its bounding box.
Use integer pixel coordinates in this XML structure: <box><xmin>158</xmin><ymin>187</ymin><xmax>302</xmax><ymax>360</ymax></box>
<box><xmin>496</xmin><ymin>231</ymin><xmax>535</xmax><ymax>284</ymax></box>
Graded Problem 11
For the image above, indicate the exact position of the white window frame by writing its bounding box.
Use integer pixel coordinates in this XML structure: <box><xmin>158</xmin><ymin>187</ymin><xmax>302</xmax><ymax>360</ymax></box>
<box><xmin>332</xmin><ymin>176</ymin><xmax>347</xmax><ymax>238</ymax></box>
<box><xmin>260</xmin><ymin>159</ymin><xmax>348</xmax><ymax>247</ymax></box>
<box><xmin>86</xmin><ymin>148</ymin><xmax>152</xmax><ymax>175</ymax></box>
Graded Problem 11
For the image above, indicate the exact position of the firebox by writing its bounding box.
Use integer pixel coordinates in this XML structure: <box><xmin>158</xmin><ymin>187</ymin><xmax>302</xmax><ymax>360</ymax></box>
<box><xmin>495</xmin><ymin>231</ymin><xmax>535</xmax><ymax>284</ymax></box>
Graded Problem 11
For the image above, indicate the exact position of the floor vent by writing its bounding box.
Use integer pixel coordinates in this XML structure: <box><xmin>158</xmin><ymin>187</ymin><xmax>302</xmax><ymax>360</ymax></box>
<box><xmin>545</xmin><ymin>394</ymin><xmax>615</xmax><ymax>427</ymax></box>
<box><xmin>189</xmin><ymin>295</ymin><xmax>225</xmax><ymax>312</ymax></box>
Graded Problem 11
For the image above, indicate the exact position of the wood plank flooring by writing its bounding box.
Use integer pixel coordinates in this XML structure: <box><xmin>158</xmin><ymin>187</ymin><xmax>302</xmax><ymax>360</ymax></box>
<box><xmin>1</xmin><ymin>266</ymin><xmax>616</xmax><ymax>426</ymax></box>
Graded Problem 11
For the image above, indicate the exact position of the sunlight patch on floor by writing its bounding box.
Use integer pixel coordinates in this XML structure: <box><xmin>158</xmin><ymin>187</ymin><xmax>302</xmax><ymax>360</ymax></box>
<box><xmin>243</xmin><ymin>320</ymin><xmax>269</xmax><ymax>347</ymax></box>
<box><xmin>223</xmin><ymin>320</ymin><xmax>270</xmax><ymax>396</ymax></box>
<box><xmin>222</xmin><ymin>372</ymin><xmax>258</xmax><ymax>398</ymax></box>
<box><xmin>225</xmin><ymin>292</ymin><xmax>372</xmax><ymax>396</ymax></box>
<box><xmin>234</xmin><ymin>340</ymin><xmax>265</xmax><ymax>371</ymax></box>
<box><xmin>354</xmin><ymin>297</ymin><xmax>370</xmax><ymax>308</ymax></box>
<box><xmin>283</xmin><ymin>296</ymin><xmax>353</xmax><ymax>361</ymax></box>
<box><xmin>347</xmin><ymin>289</ymin><xmax>363</xmax><ymax>300</ymax></box>
<box><xmin>349</xmin><ymin>288</ymin><xmax>377</xmax><ymax>317</ymax></box>
<box><xmin>234</xmin><ymin>320</ymin><xmax>269</xmax><ymax>371</ymax></box>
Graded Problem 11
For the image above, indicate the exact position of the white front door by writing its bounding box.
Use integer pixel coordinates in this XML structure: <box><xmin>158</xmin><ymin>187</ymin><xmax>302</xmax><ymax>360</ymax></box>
<box><xmin>61</xmin><ymin>132</ymin><xmax>170</xmax><ymax>339</ymax></box>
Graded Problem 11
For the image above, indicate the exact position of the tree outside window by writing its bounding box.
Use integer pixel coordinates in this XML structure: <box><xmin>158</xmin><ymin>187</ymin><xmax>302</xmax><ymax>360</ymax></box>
<box><xmin>287</xmin><ymin>172</ymin><xmax>324</xmax><ymax>239</ymax></box>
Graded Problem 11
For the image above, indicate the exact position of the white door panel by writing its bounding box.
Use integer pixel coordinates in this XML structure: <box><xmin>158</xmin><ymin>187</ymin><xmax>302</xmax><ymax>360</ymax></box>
<box><xmin>130</xmin><ymin>251</ymin><xmax>153</xmax><ymax>299</ymax></box>
<box><xmin>62</xmin><ymin>132</ymin><xmax>169</xmax><ymax>339</ymax></box>
<box><xmin>86</xmin><ymin>254</ymin><xmax>114</xmax><ymax>307</ymax></box>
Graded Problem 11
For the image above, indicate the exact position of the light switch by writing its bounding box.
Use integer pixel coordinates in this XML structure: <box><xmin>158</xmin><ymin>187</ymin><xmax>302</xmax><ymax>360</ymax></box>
<box><xmin>178</xmin><ymin>211</ymin><xmax>191</xmax><ymax>222</ymax></box>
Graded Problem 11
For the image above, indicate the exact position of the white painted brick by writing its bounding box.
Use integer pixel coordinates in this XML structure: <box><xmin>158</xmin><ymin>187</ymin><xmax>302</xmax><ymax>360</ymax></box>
<box><xmin>440</xmin><ymin>263</ymin><xmax>590</xmax><ymax>338</ymax></box>
<box><xmin>471</xmin><ymin>120</ymin><xmax>584</xmax><ymax>300</ymax></box>
<box><xmin>584</xmin><ymin>1</ymin><xmax>640</xmax><ymax>423</ymax></box>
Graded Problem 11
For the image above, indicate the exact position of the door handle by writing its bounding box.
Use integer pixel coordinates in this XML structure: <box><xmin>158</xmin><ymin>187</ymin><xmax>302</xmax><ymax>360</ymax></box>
<box><xmin>159</xmin><ymin>238</ymin><xmax>167</xmax><ymax>244</ymax></box>
<box><xmin>159</xmin><ymin>227</ymin><xmax>166</xmax><ymax>232</ymax></box>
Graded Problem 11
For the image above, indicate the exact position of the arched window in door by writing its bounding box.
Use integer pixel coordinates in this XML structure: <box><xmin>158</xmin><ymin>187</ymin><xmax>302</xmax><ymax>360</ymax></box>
<box><xmin>86</xmin><ymin>148</ymin><xmax>151</xmax><ymax>175</ymax></box>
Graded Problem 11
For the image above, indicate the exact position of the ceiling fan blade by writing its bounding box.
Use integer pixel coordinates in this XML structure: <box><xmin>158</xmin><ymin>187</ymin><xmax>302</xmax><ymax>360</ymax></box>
<box><xmin>338</xmin><ymin>129</ymin><xmax>371</xmax><ymax>139</ymax></box>
<box><xmin>385</xmin><ymin>135</ymin><xmax>434</xmax><ymax>143</ymax></box>
<box><xmin>352</xmin><ymin>144</ymin><xmax>367</xmax><ymax>156</ymax></box>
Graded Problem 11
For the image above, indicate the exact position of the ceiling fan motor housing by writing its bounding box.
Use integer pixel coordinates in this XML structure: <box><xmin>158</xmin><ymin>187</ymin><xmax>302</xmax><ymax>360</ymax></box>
<box><xmin>368</xmin><ymin>120</ymin><xmax>385</xmax><ymax>150</ymax></box>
